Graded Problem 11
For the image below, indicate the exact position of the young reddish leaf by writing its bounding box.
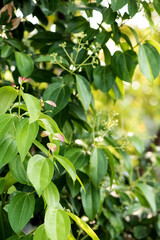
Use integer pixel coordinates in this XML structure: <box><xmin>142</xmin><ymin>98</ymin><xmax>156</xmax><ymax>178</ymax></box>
<box><xmin>41</xmin><ymin>131</ymin><xmax>50</xmax><ymax>138</ymax></box>
<box><xmin>45</xmin><ymin>100</ymin><xmax>56</xmax><ymax>107</ymax></box>
<box><xmin>54</xmin><ymin>133</ymin><xmax>64</xmax><ymax>142</ymax></box>
<box><xmin>47</xmin><ymin>143</ymin><xmax>57</xmax><ymax>152</ymax></box>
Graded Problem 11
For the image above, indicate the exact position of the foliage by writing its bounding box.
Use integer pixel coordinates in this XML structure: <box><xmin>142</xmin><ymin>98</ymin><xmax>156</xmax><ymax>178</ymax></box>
<box><xmin>0</xmin><ymin>0</ymin><xmax>160</xmax><ymax>239</ymax></box>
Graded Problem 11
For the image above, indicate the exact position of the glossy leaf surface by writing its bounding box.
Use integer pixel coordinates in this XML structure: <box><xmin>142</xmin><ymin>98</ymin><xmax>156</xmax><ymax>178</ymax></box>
<box><xmin>81</xmin><ymin>183</ymin><xmax>100</xmax><ymax>221</ymax></box>
<box><xmin>16</xmin><ymin>118</ymin><xmax>39</xmax><ymax>161</ymax></box>
<box><xmin>8</xmin><ymin>192</ymin><xmax>35</xmax><ymax>233</ymax></box>
<box><xmin>0</xmin><ymin>134</ymin><xmax>18</xmax><ymax>169</ymax></box>
<box><xmin>27</xmin><ymin>154</ymin><xmax>54</xmax><ymax>196</ymax></box>
<box><xmin>15</xmin><ymin>51</ymin><xmax>34</xmax><ymax>77</ymax></box>
<box><xmin>138</xmin><ymin>43</ymin><xmax>160</xmax><ymax>82</ymax></box>
<box><xmin>0</xmin><ymin>86</ymin><xmax>18</xmax><ymax>115</ymax></box>
<box><xmin>45</xmin><ymin>209</ymin><xmax>70</xmax><ymax>240</ymax></box>
<box><xmin>89</xmin><ymin>148</ymin><xmax>108</xmax><ymax>187</ymax></box>
<box><xmin>76</xmin><ymin>75</ymin><xmax>91</xmax><ymax>110</ymax></box>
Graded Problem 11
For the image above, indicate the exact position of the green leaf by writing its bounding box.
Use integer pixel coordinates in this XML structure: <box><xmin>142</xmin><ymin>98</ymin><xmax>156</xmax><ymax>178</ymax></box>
<box><xmin>103</xmin><ymin>148</ymin><xmax>115</xmax><ymax>186</ymax></box>
<box><xmin>0</xmin><ymin>178</ymin><xmax>5</xmax><ymax>194</ymax></box>
<box><xmin>138</xmin><ymin>43</ymin><xmax>160</xmax><ymax>82</ymax></box>
<box><xmin>8</xmin><ymin>192</ymin><xmax>35</xmax><ymax>234</ymax></box>
<box><xmin>154</xmin><ymin>0</ymin><xmax>160</xmax><ymax>15</ymax></box>
<box><xmin>69</xmin><ymin>101</ymin><xmax>91</xmax><ymax>132</ymax></box>
<box><xmin>33</xmin><ymin>224</ymin><xmax>49</xmax><ymax>240</ymax></box>
<box><xmin>89</xmin><ymin>148</ymin><xmax>108</xmax><ymax>187</ymax></box>
<box><xmin>128</xmin><ymin>0</ymin><xmax>138</xmax><ymax>17</ymax></box>
<box><xmin>7</xmin><ymin>235</ymin><xmax>33</xmax><ymax>240</ymax></box>
<box><xmin>27</xmin><ymin>154</ymin><xmax>54</xmax><ymax>196</ymax></box>
<box><xmin>111</xmin><ymin>51</ymin><xmax>130</xmax><ymax>82</ymax></box>
<box><xmin>22</xmin><ymin>93</ymin><xmax>41</xmax><ymax>123</ymax></box>
<box><xmin>67</xmin><ymin>16</ymin><xmax>90</xmax><ymax>33</ymax></box>
<box><xmin>9</xmin><ymin>156</ymin><xmax>28</xmax><ymax>184</ymax></box>
<box><xmin>45</xmin><ymin>209</ymin><xmax>71</xmax><ymax>240</ymax></box>
<box><xmin>22</xmin><ymin>0</ymin><xmax>35</xmax><ymax>17</ymax></box>
<box><xmin>67</xmin><ymin>233</ymin><xmax>76</xmax><ymax>240</ymax></box>
<box><xmin>145</xmin><ymin>39</ymin><xmax>160</xmax><ymax>54</ymax></box>
<box><xmin>43</xmin><ymin>182</ymin><xmax>60</xmax><ymax>208</ymax></box>
<box><xmin>16</xmin><ymin>118</ymin><xmax>39</xmax><ymax>161</ymax></box>
<box><xmin>136</xmin><ymin>183</ymin><xmax>156</xmax><ymax>213</ymax></box>
<box><xmin>66</xmin><ymin>175</ymin><xmax>81</xmax><ymax>198</ymax></box>
<box><xmin>124</xmin><ymin>50</ymin><xmax>138</xmax><ymax>80</ymax></box>
<box><xmin>133</xmin><ymin>226</ymin><xmax>151</xmax><ymax>239</ymax></box>
<box><xmin>40</xmin><ymin>0</ymin><xmax>59</xmax><ymax>16</ymax></box>
<box><xmin>76</xmin><ymin>75</ymin><xmax>91</xmax><ymax>110</ymax></box>
<box><xmin>67</xmin><ymin>212</ymin><xmax>100</xmax><ymax>240</ymax></box>
<box><xmin>0</xmin><ymin>209</ymin><xmax>13</xmax><ymax>240</ymax></box>
<box><xmin>38</xmin><ymin>113</ymin><xmax>63</xmax><ymax>139</ymax></box>
<box><xmin>43</xmin><ymin>82</ymin><xmax>70</xmax><ymax>116</ymax></box>
<box><xmin>103</xmin><ymin>7</ymin><xmax>117</xmax><ymax>24</ymax></box>
<box><xmin>64</xmin><ymin>148</ymin><xmax>89</xmax><ymax>169</ymax></box>
<box><xmin>15</xmin><ymin>51</ymin><xmax>34</xmax><ymax>77</ymax></box>
<box><xmin>128</xmin><ymin>26</ymin><xmax>139</xmax><ymax>44</ymax></box>
<box><xmin>0</xmin><ymin>114</ymin><xmax>14</xmax><ymax>140</ymax></box>
<box><xmin>103</xmin><ymin>46</ymin><xmax>111</xmax><ymax>66</ymax></box>
<box><xmin>1</xmin><ymin>44</ymin><xmax>13</xmax><ymax>58</ymax></box>
<box><xmin>7</xmin><ymin>39</ymin><xmax>24</xmax><ymax>51</ymax></box>
<box><xmin>93</xmin><ymin>66</ymin><xmax>116</xmax><ymax>93</ymax></box>
<box><xmin>35</xmin><ymin>55</ymin><xmax>54</xmax><ymax>62</ymax></box>
<box><xmin>128</xmin><ymin>135</ymin><xmax>145</xmax><ymax>154</ymax></box>
<box><xmin>111</xmin><ymin>0</ymin><xmax>127</xmax><ymax>11</ymax></box>
<box><xmin>54</xmin><ymin>155</ymin><xmax>76</xmax><ymax>182</ymax></box>
<box><xmin>0</xmin><ymin>134</ymin><xmax>18</xmax><ymax>169</ymax></box>
<box><xmin>81</xmin><ymin>183</ymin><xmax>100</xmax><ymax>221</ymax></box>
<box><xmin>0</xmin><ymin>86</ymin><xmax>18</xmax><ymax>115</ymax></box>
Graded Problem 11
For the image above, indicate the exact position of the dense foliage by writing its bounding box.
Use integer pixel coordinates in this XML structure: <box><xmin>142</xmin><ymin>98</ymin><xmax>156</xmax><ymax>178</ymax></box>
<box><xmin>0</xmin><ymin>0</ymin><xmax>160</xmax><ymax>239</ymax></box>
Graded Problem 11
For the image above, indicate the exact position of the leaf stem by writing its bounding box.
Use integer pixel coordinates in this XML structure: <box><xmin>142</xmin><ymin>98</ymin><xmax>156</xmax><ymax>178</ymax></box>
<box><xmin>62</xmin><ymin>46</ymin><xmax>74</xmax><ymax>64</ymax></box>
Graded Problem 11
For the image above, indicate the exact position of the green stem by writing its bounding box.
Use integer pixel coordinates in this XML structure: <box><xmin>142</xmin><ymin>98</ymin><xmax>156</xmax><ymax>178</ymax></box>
<box><xmin>56</xmin><ymin>61</ymin><xmax>75</xmax><ymax>75</ymax></box>
<box><xmin>33</xmin><ymin>139</ymin><xmax>49</xmax><ymax>157</ymax></box>
<box><xmin>74</xmin><ymin>49</ymin><xmax>96</xmax><ymax>72</ymax></box>
<box><xmin>18</xmin><ymin>88</ymin><xmax>21</xmax><ymax>118</ymax></box>
<box><xmin>62</xmin><ymin>47</ymin><xmax>74</xmax><ymax>64</ymax></box>
<box><xmin>73</xmin><ymin>39</ymin><xmax>82</xmax><ymax>65</ymax></box>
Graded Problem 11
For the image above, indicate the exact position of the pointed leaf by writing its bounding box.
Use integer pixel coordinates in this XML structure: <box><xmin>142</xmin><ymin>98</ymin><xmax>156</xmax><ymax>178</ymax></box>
<box><xmin>45</xmin><ymin>209</ymin><xmax>71</xmax><ymax>240</ymax></box>
<box><xmin>43</xmin><ymin>82</ymin><xmax>70</xmax><ymax>116</ymax></box>
<box><xmin>0</xmin><ymin>86</ymin><xmax>18</xmax><ymax>115</ymax></box>
<box><xmin>54</xmin><ymin>155</ymin><xmax>76</xmax><ymax>182</ymax></box>
<box><xmin>93</xmin><ymin>66</ymin><xmax>116</xmax><ymax>93</ymax></box>
<box><xmin>136</xmin><ymin>183</ymin><xmax>156</xmax><ymax>213</ymax></box>
<box><xmin>111</xmin><ymin>51</ymin><xmax>130</xmax><ymax>82</ymax></box>
<box><xmin>103</xmin><ymin>148</ymin><xmax>115</xmax><ymax>186</ymax></box>
<box><xmin>16</xmin><ymin>118</ymin><xmax>39</xmax><ymax>161</ymax></box>
<box><xmin>154</xmin><ymin>0</ymin><xmax>160</xmax><ymax>15</ymax></box>
<box><xmin>8</xmin><ymin>192</ymin><xmax>35</xmax><ymax>234</ymax></box>
<box><xmin>22</xmin><ymin>93</ymin><xmax>41</xmax><ymax>123</ymax></box>
<box><xmin>111</xmin><ymin>0</ymin><xmax>127</xmax><ymax>11</ymax></box>
<box><xmin>9</xmin><ymin>156</ymin><xmax>28</xmax><ymax>184</ymax></box>
<box><xmin>0</xmin><ymin>114</ymin><xmax>14</xmax><ymax>140</ymax></box>
<box><xmin>67</xmin><ymin>212</ymin><xmax>100</xmax><ymax>240</ymax></box>
<box><xmin>33</xmin><ymin>224</ymin><xmax>49</xmax><ymax>240</ymax></box>
<box><xmin>76</xmin><ymin>75</ymin><xmax>91</xmax><ymax>110</ymax></box>
<box><xmin>27</xmin><ymin>154</ymin><xmax>54</xmax><ymax>196</ymax></box>
<box><xmin>81</xmin><ymin>183</ymin><xmax>100</xmax><ymax>221</ymax></box>
<box><xmin>0</xmin><ymin>134</ymin><xmax>18</xmax><ymax>169</ymax></box>
<box><xmin>64</xmin><ymin>148</ymin><xmax>89</xmax><ymax>169</ymax></box>
<box><xmin>89</xmin><ymin>148</ymin><xmax>108</xmax><ymax>187</ymax></box>
<box><xmin>128</xmin><ymin>0</ymin><xmax>138</xmax><ymax>17</ymax></box>
<box><xmin>138</xmin><ymin>43</ymin><xmax>160</xmax><ymax>82</ymax></box>
<box><xmin>43</xmin><ymin>182</ymin><xmax>60</xmax><ymax>208</ymax></box>
<box><xmin>15</xmin><ymin>51</ymin><xmax>34</xmax><ymax>77</ymax></box>
<box><xmin>0</xmin><ymin>209</ymin><xmax>13</xmax><ymax>240</ymax></box>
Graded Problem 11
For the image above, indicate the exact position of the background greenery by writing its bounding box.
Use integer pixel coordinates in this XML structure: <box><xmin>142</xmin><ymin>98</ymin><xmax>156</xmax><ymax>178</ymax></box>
<box><xmin>1</xmin><ymin>0</ymin><xmax>160</xmax><ymax>239</ymax></box>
